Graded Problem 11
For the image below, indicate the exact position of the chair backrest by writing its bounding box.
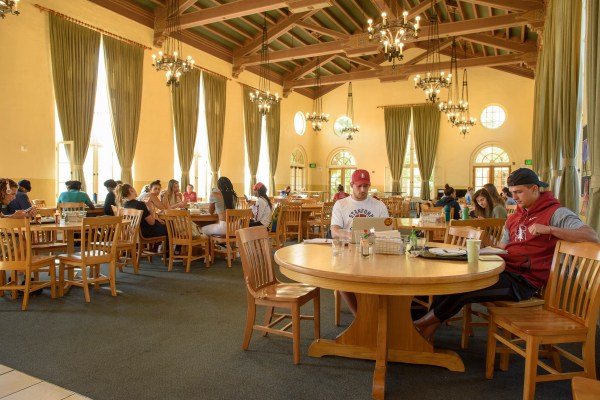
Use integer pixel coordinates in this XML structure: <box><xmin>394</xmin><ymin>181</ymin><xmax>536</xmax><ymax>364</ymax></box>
<box><xmin>225</xmin><ymin>209</ymin><xmax>253</xmax><ymax>238</ymax></box>
<box><xmin>0</xmin><ymin>218</ymin><xmax>31</xmax><ymax>271</ymax></box>
<box><xmin>163</xmin><ymin>209</ymin><xmax>193</xmax><ymax>243</ymax></box>
<box><xmin>544</xmin><ymin>241</ymin><xmax>600</xmax><ymax>328</ymax></box>
<box><xmin>283</xmin><ymin>203</ymin><xmax>302</xmax><ymax>225</ymax></box>
<box><xmin>111</xmin><ymin>205</ymin><xmax>119</xmax><ymax>215</ymax></box>
<box><xmin>449</xmin><ymin>218</ymin><xmax>506</xmax><ymax>247</ymax></box>
<box><xmin>118</xmin><ymin>208</ymin><xmax>142</xmax><ymax>242</ymax></box>
<box><xmin>320</xmin><ymin>202</ymin><xmax>335</xmax><ymax>224</ymax></box>
<box><xmin>79</xmin><ymin>216</ymin><xmax>121</xmax><ymax>264</ymax></box>
<box><xmin>37</xmin><ymin>207</ymin><xmax>56</xmax><ymax>217</ymax></box>
<box><xmin>31</xmin><ymin>199</ymin><xmax>46</xmax><ymax>208</ymax></box>
<box><xmin>444</xmin><ymin>226</ymin><xmax>483</xmax><ymax>246</ymax></box>
<box><xmin>236</xmin><ymin>226</ymin><xmax>277</xmax><ymax>294</ymax></box>
<box><xmin>237</xmin><ymin>199</ymin><xmax>250</xmax><ymax>210</ymax></box>
<box><xmin>58</xmin><ymin>202</ymin><xmax>86</xmax><ymax>213</ymax></box>
<box><xmin>506</xmin><ymin>204</ymin><xmax>517</xmax><ymax>215</ymax></box>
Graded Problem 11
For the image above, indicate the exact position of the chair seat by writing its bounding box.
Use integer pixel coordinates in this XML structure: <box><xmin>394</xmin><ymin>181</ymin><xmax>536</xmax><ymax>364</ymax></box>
<box><xmin>58</xmin><ymin>251</ymin><xmax>109</xmax><ymax>263</ymax></box>
<box><xmin>32</xmin><ymin>243</ymin><xmax>67</xmax><ymax>251</ymax></box>
<box><xmin>116</xmin><ymin>239</ymin><xmax>136</xmax><ymax>247</ymax></box>
<box><xmin>30</xmin><ymin>255</ymin><xmax>57</xmax><ymax>267</ymax></box>
<box><xmin>256</xmin><ymin>283</ymin><xmax>318</xmax><ymax>301</ymax></box>
<box><xmin>490</xmin><ymin>307</ymin><xmax>588</xmax><ymax>336</ymax></box>
<box><xmin>490</xmin><ymin>297</ymin><xmax>545</xmax><ymax>308</ymax></box>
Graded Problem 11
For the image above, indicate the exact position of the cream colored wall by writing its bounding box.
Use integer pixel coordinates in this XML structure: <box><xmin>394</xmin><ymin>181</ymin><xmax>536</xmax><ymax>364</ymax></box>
<box><xmin>0</xmin><ymin>0</ymin><xmax>312</xmax><ymax>202</ymax></box>
<box><xmin>1</xmin><ymin>0</ymin><xmax>532</xmax><ymax>204</ymax></box>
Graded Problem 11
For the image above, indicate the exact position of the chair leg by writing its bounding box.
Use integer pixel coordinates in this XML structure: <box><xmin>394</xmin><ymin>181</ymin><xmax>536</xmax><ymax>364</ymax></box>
<box><xmin>582</xmin><ymin>338</ymin><xmax>597</xmax><ymax>379</ymax></box>
<box><xmin>59</xmin><ymin>263</ymin><xmax>65</xmax><ymax>297</ymax></box>
<box><xmin>226</xmin><ymin>243</ymin><xmax>232</xmax><ymax>268</ymax></box>
<box><xmin>49</xmin><ymin>264</ymin><xmax>56</xmax><ymax>299</ymax></box>
<box><xmin>162</xmin><ymin>239</ymin><xmax>168</xmax><ymax>265</ymax></box>
<box><xmin>461</xmin><ymin>304</ymin><xmax>472</xmax><ymax>349</ymax></box>
<box><xmin>314</xmin><ymin>291</ymin><xmax>321</xmax><ymax>339</ymax></box>
<box><xmin>485</xmin><ymin>315</ymin><xmax>498</xmax><ymax>380</ymax></box>
<box><xmin>205</xmin><ymin>242</ymin><xmax>210</xmax><ymax>268</ymax></box>
<box><xmin>292</xmin><ymin>303</ymin><xmax>301</xmax><ymax>364</ymax></box>
<box><xmin>523</xmin><ymin>336</ymin><xmax>540</xmax><ymax>400</ymax></box>
<box><xmin>109</xmin><ymin>261</ymin><xmax>117</xmax><ymax>297</ymax></box>
<box><xmin>334</xmin><ymin>290</ymin><xmax>341</xmax><ymax>326</ymax></box>
<box><xmin>82</xmin><ymin>266</ymin><xmax>91</xmax><ymax>303</ymax></box>
<box><xmin>186</xmin><ymin>247</ymin><xmax>192</xmax><ymax>273</ymax></box>
<box><xmin>263</xmin><ymin>306</ymin><xmax>274</xmax><ymax>337</ymax></box>
<box><xmin>21</xmin><ymin>274</ymin><xmax>31</xmax><ymax>311</ymax></box>
<box><xmin>168</xmin><ymin>243</ymin><xmax>174</xmax><ymax>272</ymax></box>
<box><xmin>242</xmin><ymin>297</ymin><xmax>256</xmax><ymax>350</ymax></box>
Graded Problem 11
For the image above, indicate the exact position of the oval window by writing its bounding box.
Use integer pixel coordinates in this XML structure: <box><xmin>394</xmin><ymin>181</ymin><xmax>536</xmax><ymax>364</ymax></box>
<box><xmin>333</xmin><ymin>116</ymin><xmax>353</xmax><ymax>137</ymax></box>
<box><xmin>480</xmin><ymin>105</ymin><xmax>506</xmax><ymax>129</ymax></box>
<box><xmin>294</xmin><ymin>111</ymin><xmax>306</xmax><ymax>135</ymax></box>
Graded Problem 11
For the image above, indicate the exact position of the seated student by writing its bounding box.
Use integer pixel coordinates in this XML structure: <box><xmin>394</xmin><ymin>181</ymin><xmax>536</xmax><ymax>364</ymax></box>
<box><xmin>1</xmin><ymin>178</ymin><xmax>34</xmax><ymax>219</ymax></box>
<box><xmin>471</xmin><ymin>188</ymin><xmax>508</xmax><ymax>219</ymax></box>
<box><xmin>332</xmin><ymin>184</ymin><xmax>349</xmax><ymax>201</ymax></box>
<box><xmin>202</xmin><ymin>176</ymin><xmax>237</xmax><ymax>236</ymax></box>
<box><xmin>7</xmin><ymin>179</ymin><xmax>32</xmax><ymax>213</ymax></box>
<box><xmin>117</xmin><ymin>183</ymin><xmax>167</xmax><ymax>238</ymax></box>
<box><xmin>501</xmin><ymin>186</ymin><xmax>517</xmax><ymax>205</ymax></box>
<box><xmin>413</xmin><ymin>169</ymin><xmax>600</xmax><ymax>340</ymax></box>
<box><xmin>182</xmin><ymin>184</ymin><xmax>197</xmax><ymax>203</ymax></box>
<box><xmin>57</xmin><ymin>180</ymin><xmax>95</xmax><ymax>209</ymax></box>
<box><xmin>465</xmin><ymin>186</ymin><xmax>475</xmax><ymax>206</ymax></box>
<box><xmin>161</xmin><ymin>179</ymin><xmax>187</xmax><ymax>209</ymax></box>
<box><xmin>103</xmin><ymin>179</ymin><xmax>118</xmax><ymax>216</ymax></box>
<box><xmin>138</xmin><ymin>180</ymin><xmax>166</xmax><ymax>214</ymax></box>
<box><xmin>280</xmin><ymin>186</ymin><xmax>291</xmax><ymax>196</ymax></box>
<box><xmin>249</xmin><ymin>182</ymin><xmax>273</xmax><ymax>227</ymax></box>
<box><xmin>484</xmin><ymin>182</ymin><xmax>507</xmax><ymax>208</ymax></box>
<box><xmin>435</xmin><ymin>183</ymin><xmax>461</xmax><ymax>220</ymax></box>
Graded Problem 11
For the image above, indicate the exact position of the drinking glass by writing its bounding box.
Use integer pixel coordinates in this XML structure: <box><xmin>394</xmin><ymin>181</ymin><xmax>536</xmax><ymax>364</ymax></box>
<box><xmin>466</xmin><ymin>239</ymin><xmax>481</xmax><ymax>263</ymax></box>
<box><xmin>332</xmin><ymin>238</ymin><xmax>343</xmax><ymax>256</ymax></box>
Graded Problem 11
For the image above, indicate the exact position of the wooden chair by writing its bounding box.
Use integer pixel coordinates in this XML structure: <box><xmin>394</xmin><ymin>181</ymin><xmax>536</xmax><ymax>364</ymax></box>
<box><xmin>486</xmin><ymin>241</ymin><xmax>600</xmax><ymax>400</ymax></box>
<box><xmin>237</xmin><ymin>198</ymin><xmax>250</xmax><ymax>210</ymax></box>
<box><xmin>236</xmin><ymin>226</ymin><xmax>320</xmax><ymax>364</ymax></box>
<box><xmin>506</xmin><ymin>204</ymin><xmax>517</xmax><ymax>215</ymax></box>
<box><xmin>282</xmin><ymin>203</ymin><xmax>303</xmax><ymax>242</ymax></box>
<box><xmin>116</xmin><ymin>208</ymin><xmax>142</xmax><ymax>274</ymax></box>
<box><xmin>0</xmin><ymin>219</ymin><xmax>56</xmax><ymax>310</ymax></box>
<box><xmin>210</xmin><ymin>209</ymin><xmax>252</xmax><ymax>268</ymax></box>
<box><xmin>398</xmin><ymin>197</ymin><xmax>412</xmax><ymax>218</ymax></box>
<box><xmin>449</xmin><ymin>218</ymin><xmax>506</xmax><ymax>247</ymax></box>
<box><xmin>307</xmin><ymin>202</ymin><xmax>334</xmax><ymax>239</ymax></box>
<box><xmin>29</xmin><ymin>208</ymin><xmax>67</xmax><ymax>256</ymax></box>
<box><xmin>268</xmin><ymin>205</ymin><xmax>287</xmax><ymax>249</ymax></box>
<box><xmin>164</xmin><ymin>209</ymin><xmax>210</xmax><ymax>272</ymax></box>
<box><xmin>572</xmin><ymin>376</ymin><xmax>600</xmax><ymax>400</ymax></box>
<box><xmin>57</xmin><ymin>216</ymin><xmax>121</xmax><ymax>303</ymax></box>
<box><xmin>137</xmin><ymin>218</ymin><xmax>168</xmax><ymax>267</ymax></box>
<box><xmin>31</xmin><ymin>199</ymin><xmax>46</xmax><ymax>208</ymax></box>
<box><xmin>444</xmin><ymin>226</ymin><xmax>483</xmax><ymax>246</ymax></box>
<box><xmin>57</xmin><ymin>202</ymin><xmax>86</xmax><ymax>213</ymax></box>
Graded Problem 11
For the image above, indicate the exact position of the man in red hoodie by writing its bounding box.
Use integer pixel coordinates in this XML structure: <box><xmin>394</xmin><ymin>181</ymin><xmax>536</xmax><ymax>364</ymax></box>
<box><xmin>414</xmin><ymin>168</ymin><xmax>599</xmax><ymax>340</ymax></box>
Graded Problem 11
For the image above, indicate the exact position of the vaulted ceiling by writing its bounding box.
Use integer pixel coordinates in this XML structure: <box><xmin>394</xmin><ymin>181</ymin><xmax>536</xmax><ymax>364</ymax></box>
<box><xmin>90</xmin><ymin>0</ymin><xmax>545</xmax><ymax>98</ymax></box>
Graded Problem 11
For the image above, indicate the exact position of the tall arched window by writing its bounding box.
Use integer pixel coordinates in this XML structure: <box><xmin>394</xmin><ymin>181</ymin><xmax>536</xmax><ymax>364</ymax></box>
<box><xmin>290</xmin><ymin>147</ymin><xmax>306</xmax><ymax>192</ymax></box>
<box><xmin>473</xmin><ymin>145</ymin><xmax>511</xmax><ymax>190</ymax></box>
<box><xmin>328</xmin><ymin>150</ymin><xmax>356</xmax><ymax>200</ymax></box>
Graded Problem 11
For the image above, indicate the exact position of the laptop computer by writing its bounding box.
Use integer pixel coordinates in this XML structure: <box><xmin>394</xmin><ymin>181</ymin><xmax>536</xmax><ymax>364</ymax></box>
<box><xmin>350</xmin><ymin>217</ymin><xmax>396</xmax><ymax>243</ymax></box>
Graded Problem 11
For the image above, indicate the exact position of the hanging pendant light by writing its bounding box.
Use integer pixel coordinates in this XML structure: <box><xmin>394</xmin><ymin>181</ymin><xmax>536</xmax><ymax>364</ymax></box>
<box><xmin>305</xmin><ymin>58</ymin><xmax>329</xmax><ymax>132</ymax></box>
<box><xmin>249</xmin><ymin>13</ymin><xmax>280</xmax><ymax>116</ymax></box>
<box><xmin>367</xmin><ymin>1</ymin><xmax>420</xmax><ymax>68</ymax></box>
<box><xmin>413</xmin><ymin>0</ymin><xmax>450</xmax><ymax>103</ymax></box>
<box><xmin>151</xmin><ymin>0</ymin><xmax>195</xmax><ymax>88</ymax></box>
<box><xmin>0</xmin><ymin>0</ymin><xmax>19</xmax><ymax>19</ymax></box>
<box><xmin>439</xmin><ymin>38</ymin><xmax>467</xmax><ymax>126</ymax></box>
<box><xmin>341</xmin><ymin>82</ymin><xmax>359</xmax><ymax>141</ymax></box>
<box><xmin>454</xmin><ymin>69</ymin><xmax>477</xmax><ymax>135</ymax></box>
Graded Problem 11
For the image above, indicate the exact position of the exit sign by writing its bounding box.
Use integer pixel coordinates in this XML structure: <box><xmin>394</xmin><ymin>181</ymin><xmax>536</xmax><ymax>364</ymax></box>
<box><xmin>525</xmin><ymin>159</ymin><xmax>533</xmax><ymax>165</ymax></box>
<box><xmin>309</xmin><ymin>163</ymin><xmax>316</xmax><ymax>168</ymax></box>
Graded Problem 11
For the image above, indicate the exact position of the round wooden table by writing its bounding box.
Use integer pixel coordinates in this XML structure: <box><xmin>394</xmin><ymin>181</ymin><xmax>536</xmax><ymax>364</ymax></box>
<box><xmin>275</xmin><ymin>243</ymin><xmax>504</xmax><ymax>399</ymax></box>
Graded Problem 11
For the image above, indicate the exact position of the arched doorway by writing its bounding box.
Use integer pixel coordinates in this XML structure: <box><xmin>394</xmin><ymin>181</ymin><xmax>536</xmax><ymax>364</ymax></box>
<box><xmin>290</xmin><ymin>147</ymin><xmax>306</xmax><ymax>192</ymax></box>
<box><xmin>472</xmin><ymin>144</ymin><xmax>511</xmax><ymax>190</ymax></box>
<box><xmin>328</xmin><ymin>149</ymin><xmax>356</xmax><ymax>200</ymax></box>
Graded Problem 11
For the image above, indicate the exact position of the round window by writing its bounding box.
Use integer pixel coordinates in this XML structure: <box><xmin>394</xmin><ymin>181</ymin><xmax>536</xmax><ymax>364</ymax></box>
<box><xmin>294</xmin><ymin>111</ymin><xmax>306</xmax><ymax>135</ymax></box>
<box><xmin>480</xmin><ymin>105</ymin><xmax>506</xmax><ymax>129</ymax></box>
<box><xmin>333</xmin><ymin>116</ymin><xmax>353</xmax><ymax>137</ymax></box>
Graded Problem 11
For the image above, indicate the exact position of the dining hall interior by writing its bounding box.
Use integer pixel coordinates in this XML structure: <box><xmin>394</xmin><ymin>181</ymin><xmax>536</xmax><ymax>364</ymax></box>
<box><xmin>1</xmin><ymin>0</ymin><xmax>600</xmax><ymax>399</ymax></box>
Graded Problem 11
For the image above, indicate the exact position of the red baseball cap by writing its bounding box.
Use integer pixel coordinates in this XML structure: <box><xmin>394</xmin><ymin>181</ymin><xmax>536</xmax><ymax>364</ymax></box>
<box><xmin>351</xmin><ymin>169</ymin><xmax>371</xmax><ymax>186</ymax></box>
<box><xmin>253</xmin><ymin>182</ymin><xmax>265</xmax><ymax>191</ymax></box>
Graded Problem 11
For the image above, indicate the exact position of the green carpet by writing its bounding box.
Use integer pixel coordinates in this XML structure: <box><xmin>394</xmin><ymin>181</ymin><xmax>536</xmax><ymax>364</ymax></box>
<box><xmin>0</xmin><ymin>252</ymin><xmax>596</xmax><ymax>400</ymax></box>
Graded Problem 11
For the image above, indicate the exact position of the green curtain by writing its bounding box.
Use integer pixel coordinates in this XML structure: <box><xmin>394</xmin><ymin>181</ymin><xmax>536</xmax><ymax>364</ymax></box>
<box><xmin>586</xmin><ymin>0</ymin><xmax>600</xmax><ymax>233</ymax></box>
<box><xmin>203</xmin><ymin>73</ymin><xmax>227</xmax><ymax>189</ymax></box>
<box><xmin>49</xmin><ymin>15</ymin><xmax>100</xmax><ymax>190</ymax></box>
<box><xmin>412</xmin><ymin>105</ymin><xmax>440</xmax><ymax>201</ymax></box>
<box><xmin>171</xmin><ymin>69</ymin><xmax>201</xmax><ymax>188</ymax></box>
<box><xmin>383</xmin><ymin>107</ymin><xmax>411</xmax><ymax>194</ymax></box>
<box><xmin>531</xmin><ymin>54</ymin><xmax>545</xmax><ymax>176</ymax></box>
<box><xmin>242</xmin><ymin>86</ymin><xmax>262</xmax><ymax>189</ymax></box>
<box><xmin>266</xmin><ymin>101</ymin><xmax>281</xmax><ymax>194</ymax></box>
<box><xmin>546</xmin><ymin>2</ymin><xmax>562</xmax><ymax>192</ymax></box>
<box><xmin>102</xmin><ymin>36</ymin><xmax>144</xmax><ymax>185</ymax></box>
<box><xmin>556</xmin><ymin>0</ymin><xmax>582</xmax><ymax>210</ymax></box>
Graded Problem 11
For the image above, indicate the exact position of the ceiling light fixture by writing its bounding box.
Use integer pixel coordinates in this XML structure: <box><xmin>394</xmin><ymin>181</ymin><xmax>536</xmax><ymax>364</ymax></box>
<box><xmin>0</xmin><ymin>0</ymin><xmax>19</xmax><ymax>19</ymax></box>
<box><xmin>305</xmin><ymin>58</ymin><xmax>329</xmax><ymax>132</ymax></box>
<box><xmin>341</xmin><ymin>82</ymin><xmax>359</xmax><ymax>141</ymax></box>
<box><xmin>249</xmin><ymin>13</ymin><xmax>280</xmax><ymax>116</ymax></box>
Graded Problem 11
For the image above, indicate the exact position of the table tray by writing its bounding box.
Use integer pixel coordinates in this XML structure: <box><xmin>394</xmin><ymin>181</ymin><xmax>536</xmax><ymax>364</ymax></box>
<box><xmin>419</xmin><ymin>249</ymin><xmax>467</xmax><ymax>261</ymax></box>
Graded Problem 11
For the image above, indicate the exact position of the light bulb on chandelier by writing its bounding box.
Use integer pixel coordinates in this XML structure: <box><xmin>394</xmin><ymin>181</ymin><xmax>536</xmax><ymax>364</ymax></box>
<box><xmin>367</xmin><ymin>9</ymin><xmax>420</xmax><ymax>68</ymax></box>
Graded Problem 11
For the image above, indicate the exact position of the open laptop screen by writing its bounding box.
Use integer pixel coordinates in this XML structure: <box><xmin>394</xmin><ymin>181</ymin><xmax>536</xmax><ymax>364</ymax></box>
<box><xmin>350</xmin><ymin>217</ymin><xmax>395</xmax><ymax>243</ymax></box>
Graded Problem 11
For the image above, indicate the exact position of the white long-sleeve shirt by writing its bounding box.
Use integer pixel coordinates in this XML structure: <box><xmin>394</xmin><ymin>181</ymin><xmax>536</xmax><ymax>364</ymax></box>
<box><xmin>251</xmin><ymin>197</ymin><xmax>273</xmax><ymax>227</ymax></box>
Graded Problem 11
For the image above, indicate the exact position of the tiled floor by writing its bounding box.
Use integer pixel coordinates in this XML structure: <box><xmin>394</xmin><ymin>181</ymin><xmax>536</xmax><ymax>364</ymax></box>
<box><xmin>0</xmin><ymin>364</ymin><xmax>90</xmax><ymax>400</ymax></box>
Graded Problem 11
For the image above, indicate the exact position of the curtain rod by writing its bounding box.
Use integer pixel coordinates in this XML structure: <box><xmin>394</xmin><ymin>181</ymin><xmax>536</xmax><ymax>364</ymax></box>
<box><xmin>238</xmin><ymin>82</ymin><xmax>261</xmax><ymax>93</ymax></box>
<box><xmin>35</xmin><ymin>4</ymin><xmax>231</xmax><ymax>81</ymax></box>
<box><xmin>377</xmin><ymin>103</ymin><xmax>432</xmax><ymax>108</ymax></box>
<box><xmin>34</xmin><ymin>4</ymin><xmax>151</xmax><ymax>50</ymax></box>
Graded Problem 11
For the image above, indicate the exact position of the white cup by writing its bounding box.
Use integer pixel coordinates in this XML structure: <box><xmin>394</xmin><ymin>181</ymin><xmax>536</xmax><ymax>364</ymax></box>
<box><xmin>466</xmin><ymin>239</ymin><xmax>481</xmax><ymax>263</ymax></box>
<box><xmin>332</xmin><ymin>238</ymin><xmax>343</xmax><ymax>256</ymax></box>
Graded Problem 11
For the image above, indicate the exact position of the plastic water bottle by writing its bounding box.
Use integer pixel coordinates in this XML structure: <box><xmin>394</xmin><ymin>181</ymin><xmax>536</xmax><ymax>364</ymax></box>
<box><xmin>361</xmin><ymin>229</ymin><xmax>370</xmax><ymax>257</ymax></box>
<box><xmin>443</xmin><ymin>205</ymin><xmax>451</xmax><ymax>222</ymax></box>
<box><xmin>462</xmin><ymin>206</ymin><xmax>469</xmax><ymax>220</ymax></box>
<box><xmin>93</xmin><ymin>193</ymin><xmax>98</xmax><ymax>204</ymax></box>
<box><xmin>409</xmin><ymin>226</ymin><xmax>418</xmax><ymax>251</ymax></box>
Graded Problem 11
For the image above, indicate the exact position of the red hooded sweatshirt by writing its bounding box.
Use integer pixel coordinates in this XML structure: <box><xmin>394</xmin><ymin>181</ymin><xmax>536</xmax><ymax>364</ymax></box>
<box><xmin>502</xmin><ymin>191</ymin><xmax>561</xmax><ymax>289</ymax></box>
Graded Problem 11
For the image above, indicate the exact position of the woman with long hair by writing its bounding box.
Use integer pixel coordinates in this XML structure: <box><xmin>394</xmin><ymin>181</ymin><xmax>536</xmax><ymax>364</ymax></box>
<box><xmin>249</xmin><ymin>182</ymin><xmax>273</xmax><ymax>227</ymax></box>
<box><xmin>117</xmin><ymin>183</ymin><xmax>167</xmax><ymax>238</ymax></box>
<box><xmin>483</xmin><ymin>183</ymin><xmax>506</xmax><ymax>207</ymax></box>
<box><xmin>472</xmin><ymin>188</ymin><xmax>507</xmax><ymax>219</ymax></box>
<box><xmin>139</xmin><ymin>180</ymin><xmax>167</xmax><ymax>214</ymax></box>
<box><xmin>435</xmin><ymin>183</ymin><xmax>461</xmax><ymax>220</ymax></box>
<box><xmin>202</xmin><ymin>176</ymin><xmax>238</xmax><ymax>236</ymax></box>
<box><xmin>161</xmin><ymin>179</ymin><xmax>187</xmax><ymax>209</ymax></box>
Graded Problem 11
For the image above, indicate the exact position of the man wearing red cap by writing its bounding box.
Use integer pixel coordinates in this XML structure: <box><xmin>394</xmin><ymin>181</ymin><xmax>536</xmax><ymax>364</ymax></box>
<box><xmin>330</xmin><ymin>169</ymin><xmax>388</xmax><ymax>315</ymax></box>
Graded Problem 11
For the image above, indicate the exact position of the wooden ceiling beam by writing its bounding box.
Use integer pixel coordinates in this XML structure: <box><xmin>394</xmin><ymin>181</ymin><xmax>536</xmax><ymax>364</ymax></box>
<box><xmin>233</xmin><ymin>11</ymin><xmax>315</xmax><ymax>57</ymax></box>
<box><xmin>295</xmin><ymin>21</ymin><xmax>349</xmax><ymax>39</ymax></box>
<box><xmin>179</xmin><ymin>0</ymin><xmax>331</xmax><ymax>29</ymax></box>
<box><xmin>461</xmin><ymin>33</ymin><xmax>537</xmax><ymax>53</ymax></box>
<box><xmin>459</xmin><ymin>0</ymin><xmax>543</xmax><ymax>12</ymax></box>
<box><xmin>178</xmin><ymin>0</ymin><xmax>197</xmax><ymax>14</ymax></box>
<box><xmin>284</xmin><ymin>55</ymin><xmax>337</xmax><ymax>81</ymax></box>
<box><xmin>285</xmin><ymin>52</ymin><xmax>537</xmax><ymax>89</ymax></box>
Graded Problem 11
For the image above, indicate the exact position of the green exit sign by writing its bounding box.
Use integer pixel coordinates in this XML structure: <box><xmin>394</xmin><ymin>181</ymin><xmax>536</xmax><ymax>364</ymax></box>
<box><xmin>525</xmin><ymin>159</ymin><xmax>533</xmax><ymax>165</ymax></box>
<box><xmin>309</xmin><ymin>163</ymin><xmax>316</xmax><ymax>168</ymax></box>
